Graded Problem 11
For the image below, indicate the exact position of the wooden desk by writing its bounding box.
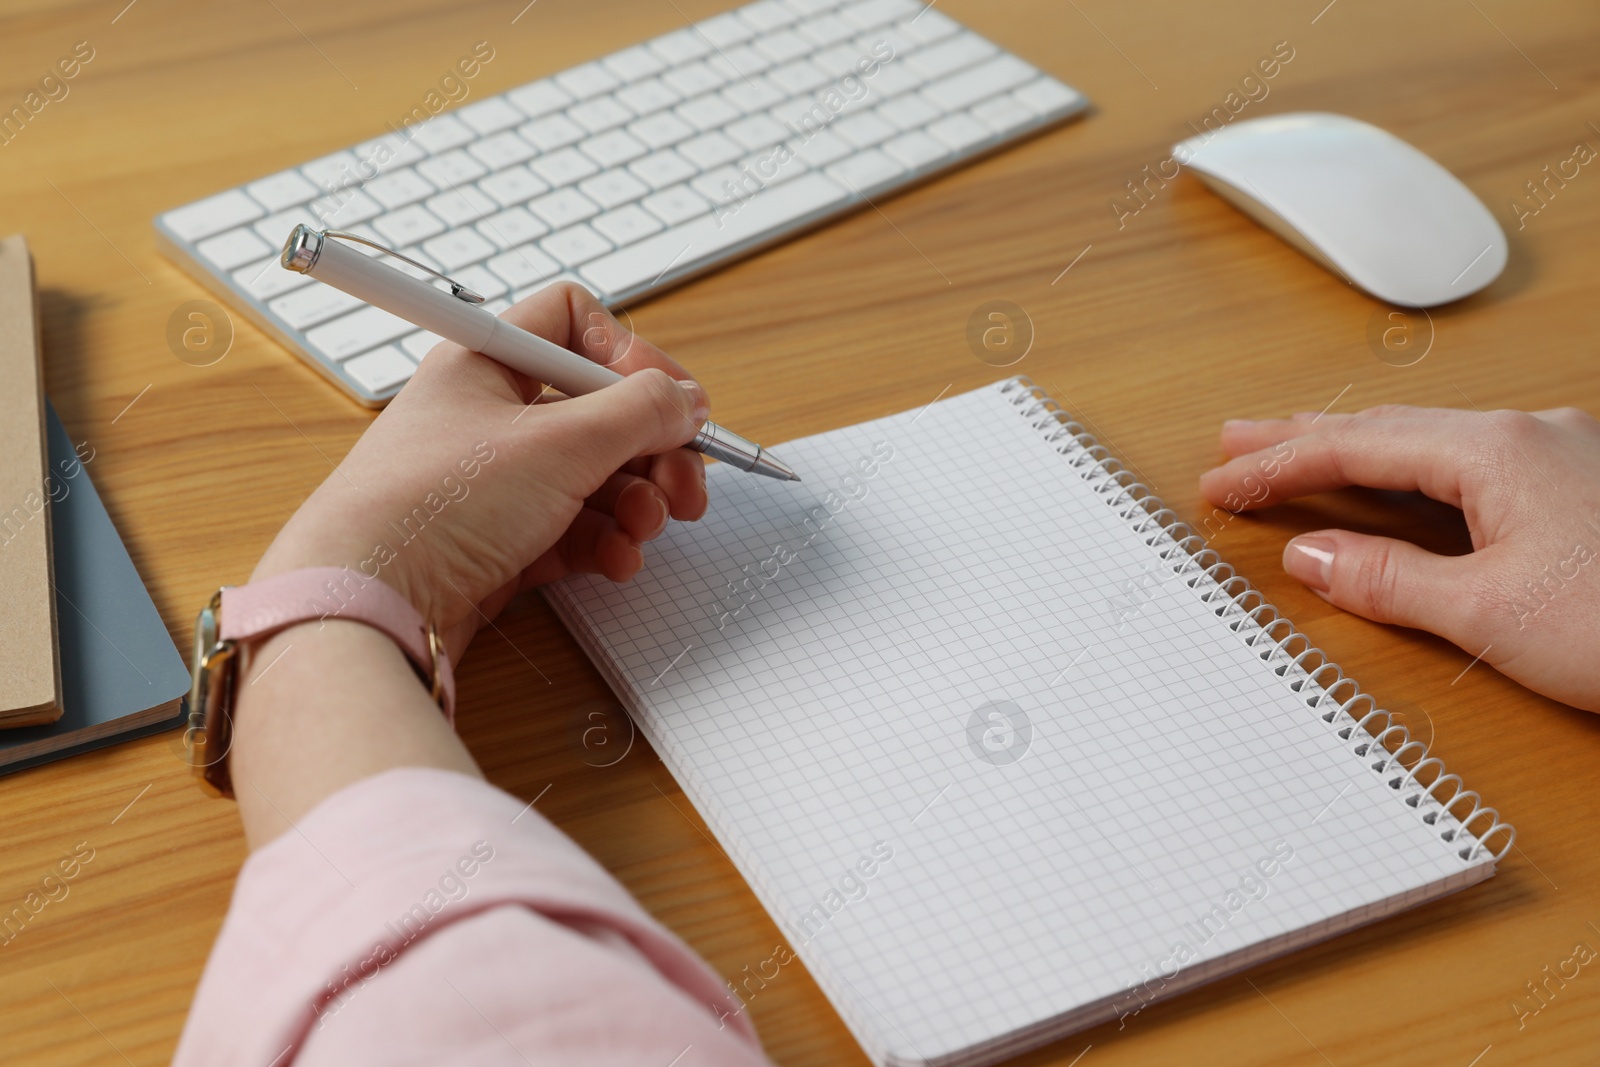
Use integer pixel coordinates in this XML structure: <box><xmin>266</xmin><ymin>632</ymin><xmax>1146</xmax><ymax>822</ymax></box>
<box><xmin>2</xmin><ymin>0</ymin><xmax>1597</xmax><ymax>1062</ymax></box>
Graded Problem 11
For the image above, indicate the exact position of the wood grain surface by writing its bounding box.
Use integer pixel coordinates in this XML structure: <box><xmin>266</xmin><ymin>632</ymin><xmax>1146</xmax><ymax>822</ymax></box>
<box><xmin>1</xmin><ymin>0</ymin><xmax>1597</xmax><ymax>1064</ymax></box>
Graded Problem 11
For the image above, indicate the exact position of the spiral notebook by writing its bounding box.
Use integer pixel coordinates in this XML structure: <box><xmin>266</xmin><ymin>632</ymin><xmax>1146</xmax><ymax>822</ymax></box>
<box><xmin>546</xmin><ymin>379</ymin><xmax>1512</xmax><ymax>1067</ymax></box>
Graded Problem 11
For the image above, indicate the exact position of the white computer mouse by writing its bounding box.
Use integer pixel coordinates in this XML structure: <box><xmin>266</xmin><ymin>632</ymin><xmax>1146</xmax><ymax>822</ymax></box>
<box><xmin>1173</xmin><ymin>112</ymin><xmax>1506</xmax><ymax>307</ymax></box>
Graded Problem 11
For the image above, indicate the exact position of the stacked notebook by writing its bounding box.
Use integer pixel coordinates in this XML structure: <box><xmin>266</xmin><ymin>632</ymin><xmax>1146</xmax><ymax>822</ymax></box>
<box><xmin>547</xmin><ymin>379</ymin><xmax>1511</xmax><ymax>1067</ymax></box>
<box><xmin>0</xmin><ymin>233</ymin><xmax>189</xmax><ymax>773</ymax></box>
<box><xmin>0</xmin><ymin>404</ymin><xmax>191</xmax><ymax>773</ymax></box>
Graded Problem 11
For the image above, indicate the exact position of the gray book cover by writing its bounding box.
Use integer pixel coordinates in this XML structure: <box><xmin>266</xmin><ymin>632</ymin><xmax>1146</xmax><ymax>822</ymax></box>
<box><xmin>0</xmin><ymin>401</ymin><xmax>188</xmax><ymax>772</ymax></box>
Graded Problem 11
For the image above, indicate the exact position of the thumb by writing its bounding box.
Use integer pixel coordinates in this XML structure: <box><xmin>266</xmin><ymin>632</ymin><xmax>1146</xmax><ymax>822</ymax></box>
<box><xmin>1282</xmin><ymin>530</ymin><xmax>1481</xmax><ymax>644</ymax></box>
<box><xmin>539</xmin><ymin>367</ymin><xmax>709</xmax><ymax>483</ymax></box>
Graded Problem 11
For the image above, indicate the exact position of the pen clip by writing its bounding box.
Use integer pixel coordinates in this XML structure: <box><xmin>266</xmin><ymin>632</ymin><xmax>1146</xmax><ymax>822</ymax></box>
<box><xmin>322</xmin><ymin>230</ymin><xmax>486</xmax><ymax>304</ymax></box>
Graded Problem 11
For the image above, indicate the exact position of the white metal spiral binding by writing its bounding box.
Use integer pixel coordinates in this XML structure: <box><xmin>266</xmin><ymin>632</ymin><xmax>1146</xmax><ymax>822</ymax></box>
<box><xmin>999</xmin><ymin>376</ymin><xmax>1515</xmax><ymax>864</ymax></box>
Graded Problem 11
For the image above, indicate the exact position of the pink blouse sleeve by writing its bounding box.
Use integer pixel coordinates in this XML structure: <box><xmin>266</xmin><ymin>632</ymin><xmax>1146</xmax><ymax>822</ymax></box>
<box><xmin>174</xmin><ymin>767</ymin><xmax>769</xmax><ymax>1067</ymax></box>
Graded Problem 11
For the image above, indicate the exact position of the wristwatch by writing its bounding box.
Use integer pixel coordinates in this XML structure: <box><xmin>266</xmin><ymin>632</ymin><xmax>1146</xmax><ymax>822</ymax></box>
<box><xmin>183</xmin><ymin>567</ymin><xmax>455</xmax><ymax>797</ymax></box>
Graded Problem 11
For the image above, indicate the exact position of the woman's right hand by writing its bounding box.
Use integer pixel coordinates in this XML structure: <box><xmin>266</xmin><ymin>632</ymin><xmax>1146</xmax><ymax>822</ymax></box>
<box><xmin>1199</xmin><ymin>405</ymin><xmax>1600</xmax><ymax>712</ymax></box>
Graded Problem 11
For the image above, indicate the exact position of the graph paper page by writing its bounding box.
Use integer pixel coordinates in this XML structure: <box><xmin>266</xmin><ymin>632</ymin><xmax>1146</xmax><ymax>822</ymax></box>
<box><xmin>549</xmin><ymin>382</ymin><xmax>1487</xmax><ymax>1065</ymax></box>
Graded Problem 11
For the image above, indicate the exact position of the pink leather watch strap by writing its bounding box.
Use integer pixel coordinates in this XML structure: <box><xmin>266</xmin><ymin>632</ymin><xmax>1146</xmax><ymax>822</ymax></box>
<box><xmin>219</xmin><ymin>567</ymin><xmax>455</xmax><ymax>723</ymax></box>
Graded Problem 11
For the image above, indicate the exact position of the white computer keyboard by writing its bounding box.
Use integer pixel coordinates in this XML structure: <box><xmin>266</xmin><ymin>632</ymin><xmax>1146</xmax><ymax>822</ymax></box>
<box><xmin>155</xmin><ymin>0</ymin><xmax>1086</xmax><ymax>405</ymax></box>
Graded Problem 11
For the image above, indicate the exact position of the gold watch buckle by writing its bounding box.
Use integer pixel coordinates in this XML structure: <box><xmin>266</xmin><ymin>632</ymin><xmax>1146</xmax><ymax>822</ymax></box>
<box><xmin>184</xmin><ymin>588</ymin><xmax>239</xmax><ymax>798</ymax></box>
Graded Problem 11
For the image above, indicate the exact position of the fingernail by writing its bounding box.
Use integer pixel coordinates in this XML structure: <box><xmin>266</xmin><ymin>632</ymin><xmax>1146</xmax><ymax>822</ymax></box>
<box><xmin>679</xmin><ymin>379</ymin><xmax>710</xmax><ymax>423</ymax></box>
<box><xmin>651</xmin><ymin>494</ymin><xmax>670</xmax><ymax>537</ymax></box>
<box><xmin>1284</xmin><ymin>535</ymin><xmax>1335</xmax><ymax>592</ymax></box>
<box><xmin>1223</xmin><ymin>418</ymin><xmax>1255</xmax><ymax>430</ymax></box>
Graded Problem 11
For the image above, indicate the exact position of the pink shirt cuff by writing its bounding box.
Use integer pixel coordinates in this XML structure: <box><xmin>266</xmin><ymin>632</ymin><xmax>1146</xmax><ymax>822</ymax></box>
<box><xmin>174</xmin><ymin>767</ymin><xmax>768</xmax><ymax>1066</ymax></box>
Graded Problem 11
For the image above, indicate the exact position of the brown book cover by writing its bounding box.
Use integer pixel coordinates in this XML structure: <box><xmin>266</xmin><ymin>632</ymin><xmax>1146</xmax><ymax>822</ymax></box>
<box><xmin>0</xmin><ymin>235</ymin><xmax>62</xmax><ymax>727</ymax></box>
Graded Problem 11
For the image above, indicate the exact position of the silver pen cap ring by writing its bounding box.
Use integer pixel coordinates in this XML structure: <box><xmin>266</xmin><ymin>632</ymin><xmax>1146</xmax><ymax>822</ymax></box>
<box><xmin>281</xmin><ymin>224</ymin><xmax>324</xmax><ymax>273</ymax></box>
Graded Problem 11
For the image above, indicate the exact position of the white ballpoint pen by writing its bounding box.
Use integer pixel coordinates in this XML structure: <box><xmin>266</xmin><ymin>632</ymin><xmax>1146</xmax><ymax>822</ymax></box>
<box><xmin>279</xmin><ymin>225</ymin><xmax>799</xmax><ymax>482</ymax></box>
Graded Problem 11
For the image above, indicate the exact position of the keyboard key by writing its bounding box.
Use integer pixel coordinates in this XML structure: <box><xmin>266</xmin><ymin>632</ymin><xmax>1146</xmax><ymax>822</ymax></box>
<box><xmin>754</xmin><ymin>29</ymin><xmax>812</xmax><ymax>64</ymax></box>
<box><xmin>834</xmin><ymin>110</ymin><xmax>897</xmax><ymax>147</ymax></box>
<box><xmin>678</xmin><ymin>95</ymin><xmax>741</xmax><ymax>131</ymax></box>
<box><xmin>740</xmin><ymin>0</ymin><xmax>800</xmax><ymax>31</ymax></box>
<box><xmin>630</xmin><ymin>149</ymin><xmax>698</xmax><ymax>189</ymax></box>
<box><xmin>520</xmin><ymin>114</ymin><xmax>586</xmax><ymax>151</ymax></box>
<box><xmin>197</xmin><ymin>227</ymin><xmax>272</xmax><ymax>270</ymax></box>
<box><xmin>532</xmin><ymin>147</ymin><xmax>600</xmax><ymax>187</ymax></box>
<box><xmin>163</xmin><ymin>190</ymin><xmax>264</xmax><ymax>241</ymax></box>
<box><xmin>542</xmin><ymin>224</ymin><xmax>613</xmax><ymax>267</ymax></box>
<box><xmin>697</xmin><ymin>11</ymin><xmax>757</xmax><ymax>47</ymax></box>
<box><xmin>556</xmin><ymin>62</ymin><xmax>620</xmax><ymax>99</ymax></box>
<box><xmin>642</xmin><ymin>184</ymin><xmax>712</xmax><ymax>226</ymax></box>
<box><xmin>1015</xmin><ymin>76</ymin><xmax>1084</xmax><ymax>116</ymax></box>
<box><xmin>742</xmin><ymin>144</ymin><xmax>809</xmax><ymax>185</ymax></box>
<box><xmin>353</xmin><ymin>132</ymin><xmax>428</xmax><ymax>176</ymax></box>
<box><xmin>457</xmin><ymin>96</ymin><xmax>526</xmax><ymax>135</ymax></box>
<box><xmin>507</xmin><ymin>79</ymin><xmax>573</xmax><ymax>118</ymax></box>
<box><xmin>580</xmin><ymin>168</ymin><xmax>650</xmax><ymax>209</ymax></box>
<box><xmin>926</xmin><ymin>111</ymin><xmax>990</xmax><ymax>151</ymax></box>
<box><xmin>883</xmin><ymin>129</ymin><xmax>948</xmax><ymax>169</ymax></box>
<box><xmin>679</xmin><ymin>131</ymin><xmax>744</xmax><ymax>169</ymax></box>
<box><xmin>307</xmin><ymin>305</ymin><xmax>415</xmax><ymax>361</ymax></box>
<box><xmin>468</xmin><ymin>130</ymin><xmax>538</xmax><ymax>170</ymax></box>
<box><xmin>426</xmin><ymin>186</ymin><xmax>499</xmax><ymax>226</ymax></box>
<box><xmin>312</xmin><ymin>188</ymin><xmax>387</xmax><ymax>228</ymax></box>
<box><xmin>300</xmin><ymin>151</ymin><xmax>364</xmax><ymax>193</ymax></box>
<box><xmin>905</xmin><ymin>32</ymin><xmax>996</xmax><ymax>79</ymax></box>
<box><xmin>768</xmin><ymin>59</ymin><xmax>832</xmax><ymax>95</ymax></box>
<box><xmin>450</xmin><ymin>264</ymin><xmax>508</xmax><ymax>300</ymax></box>
<box><xmin>488</xmin><ymin>245</ymin><xmax>561</xmax><ymax>288</ymax></box>
<box><xmin>582</xmin><ymin>170</ymin><xmax>849</xmax><ymax>295</ymax></box>
<box><xmin>798</xmin><ymin>13</ymin><xmax>855</xmax><ymax>46</ymax></box>
<box><xmin>922</xmin><ymin>54</ymin><xmax>1036</xmax><ymax>111</ymax></box>
<box><xmin>528</xmin><ymin>187</ymin><xmax>601</xmax><ymax>228</ymax></box>
<box><xmin>479</xmin><ymin>165</ymin><xmax>550</xmax><ymax>207</ymax></box>
<box><xmin>234</xmin><ymin>254</ymin><xmax>312</xmax><ymax>299</ymax></box>
<box><xmin>603</xmin><ymin>44</ymin><xmax>668</xmax><ymax>82</ymax></box>
<box><xmin>246</xmin><ymin>170</ymin><xmax>318</xmax><ymax>213</ymax></box>
<box><xmin>373</xmin><ymin>205</ymin><xmax>448</xmax><ymax>246</ymax></box>
<box><xmin>366</xmin><ymin>168</ymin><xmax>436</xmax><ymax>210</ymax></box>
<box><xmin>570</xmin><ymin>95</ymin><xmax>635</xmax><ymax>134</ymax></box>
<box><xmin>877</xmin><ymin>93</ymin><xmax>940</xmax><ymax>130</ymax></box>
<box><xmin>592</xmin><ymin>204</ymin><xmax>665</xmax><ymax>245</ymax></box>
<box><xmin>720</xmin><ymin>44</ymin><xmax>774</xmax><ymax>76</ymax></box>
<box><xmin>720</xmin><ymin>76</ymin><xmax>786</xmax><ymax>114</ymax></box>
<box><xmin>345</xmin><ymin>345</ymin><xmax>415</xmax><ymax>393</ymax></box>
<box><xmin>726</xmin><ymin>113</ymin><xmax>791</xmax><ymax>150</ymax></box>
<box><xmin>864</xmin><ymin>58</ymin><xmax>925</xmax><ymax>97</ymax></box>
<box><xmin>476</xmin><ymin>207</ymin><xmax>549</xmax><ymax>249</ymax></box>
<box><xmin>662</xmin><ymin>61</ymin><xmax>726</xmax><ymax>98</ymax></box>
<box><xmin>898</xmin><ymin>9</ymin><xmax>960</xmax><ymax>43</ymax></box>
<box><xmin>826</xmin><ymin>148</ymin><xmax>903</xmax><ymax>191</ymax></box>
<box><xmin>840</xmin><ymin>0</ymin><xmax>919</xmax><ymax>29</ymax></box>
<box><xmin>649</xmin><ymin>28</ymin><xmax>713</xmax><ymax>65</ymax></box>
<box><xmin>418</xmin><ymin>150</ymin><xmax>488</xmax><ymax>188</ymax></box>
<box><xmin>788</xmin><ymin>127</ymin><xmax>853</xmax><ymax>166</ymax></box>
<box><xmin>972</xmin><ymin>94</ymin><xmax>1036</xmax><ymax>135</ymax></box>
<box><xmin>410</xmin><ymin>114</ymin><xmax>476</xmax><ymax>154</ymax></box>
<box><xmin>811</xmin><ymin>43</ymin><xmax>874</xmax><ymax>79</ymax></box>
<box><xmin>580</xmin><ymin>129</ymin><xmax>649</xmax><ymax>168</ymax></box>
<box><xmin>616</xmin><ymin>78</ymin><xmax>682</xmax><ymax>116</ymax></box>
<box><xmin>423</xmin><ymin>228</ymin><xmax>496</xmax><ymax>271</ymax></box>
<box><xmin>783</xmin><ymin>0</ymin><xmax>837</xmax><ymax>14</ymax></box>
<box><xmin>269</xmin><ymin>282</ymin><xmax>363</xmax><ymax>329</ymax></box>
<box><xmin>401</xmin><ymin>330</ymin><xmax>445</xmax><ymax>361</ymax></box>
<box><xmin>253</xmin><ymin>207</ymin><xmax>317</xmax><ymax>246</ymax></box>
<box><xmin>692</xmin><ymin>166</ymin><xmax>748</xmax><ymax>206</ymax></box>
<box><xmin>630</xmin><ymin>111</ymin><xmax>696</xmax><ymax>150</ymax></box>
